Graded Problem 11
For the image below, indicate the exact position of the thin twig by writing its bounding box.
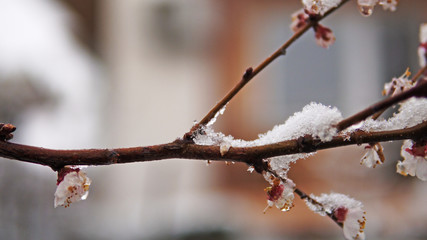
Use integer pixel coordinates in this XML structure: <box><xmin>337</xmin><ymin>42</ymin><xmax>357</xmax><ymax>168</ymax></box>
<box><xmin>185</xmin><ymin>0</ymin><xmax>351</xmax><ymax>139</ymax></box>
<box><xmin>336</xmin><ymin>79</ymin><xmax>427</xmax><ymax>132</ymax></box>
<box><xmin>372</xmin><ymin>65</ymin><xmax>427</xmax><ymax>120</ymax></box>
<box><xmin>294</xmin><ymin>188</ymin><xmax>343</xmax><ymax>228</ymax></box>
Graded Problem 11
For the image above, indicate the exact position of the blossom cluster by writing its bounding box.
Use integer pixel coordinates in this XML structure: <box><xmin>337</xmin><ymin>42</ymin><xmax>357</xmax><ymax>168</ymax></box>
<box><xmin>290</xmin><ymin>9</ymin><xmax>336</xmax><ymax>48</ymax></box>
<box><xmin>294</xmin><ymin>0</ymin><xmax>400</xmax><ymax>48</ymax></box>
<box><xmin>300</xmin><ymin>0</ymin><xmax>398</xmax><ymax>17</ymax></box>
<box><xmin>356</xmin><ymin>0</ymin><xmax>399</xmax><ymax>16</ymax></box>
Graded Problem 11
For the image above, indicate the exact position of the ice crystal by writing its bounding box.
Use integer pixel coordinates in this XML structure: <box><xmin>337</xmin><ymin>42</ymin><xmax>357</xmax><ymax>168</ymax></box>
<box><xmin>306</xmin><ymin>193</ymin><xmax>366</xmax><ymax>240</ymax></box>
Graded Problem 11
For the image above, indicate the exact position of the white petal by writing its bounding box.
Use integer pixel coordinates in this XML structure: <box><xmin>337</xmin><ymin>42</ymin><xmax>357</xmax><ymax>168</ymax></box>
<box><xmin>397</xmin><ymin>140</ymin><xmax>418</xmax><ymax>177</ymax></box>
<box><xmin>418</xmin><ymin>46</ymin><xmax>426</xmax><ymax>67</ymax></box>
<box><xmin>343</xmin><ymin>207</ymin><xmax>366</xmax><ymax>240</ymax></box>
<box><xmin>360</xmin><ymin>149</ymin><xmax>379</xmax><ymax>168</ymax></box>
<box><xmin>420</xmin><ymin>23</ymin><xmax>427</xmax><ymax>43</ymax></box>
<box><xmin>415</xmin><ymin>158</ymin><xmax>427</xmax><ymax>181</ymax></box>
<box><xmin>54</xmin><ymin>171</ymin><xmax>91</xmax><ymax>208</ymax></box>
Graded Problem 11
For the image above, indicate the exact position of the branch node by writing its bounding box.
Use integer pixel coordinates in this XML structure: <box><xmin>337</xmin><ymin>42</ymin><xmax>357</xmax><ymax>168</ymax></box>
<box><xmin>243</xmin><ymin>67</ymin><xmax>253</xmax><ymax>81</ymax></box>
<box><xmin>297</xmin><ymin>135</ymin><xmax>318</xmax><ymax>152</ymax></box>
<box><xmin>280</xmin><ymin>49</ymin><xmax>287</xmax><ymax>56</ymax></box>
<box><xmin>108</xmin><ymin>149</ymin><xmax>120</xmax><ymax>164</ymax></box>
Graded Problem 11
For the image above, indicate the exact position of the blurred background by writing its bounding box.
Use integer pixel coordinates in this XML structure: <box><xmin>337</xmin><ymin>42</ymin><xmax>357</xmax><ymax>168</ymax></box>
<box><xmin>0</xmin><ymin>0</ymin><xmax>426</xmax><ymax>239</ymax></box>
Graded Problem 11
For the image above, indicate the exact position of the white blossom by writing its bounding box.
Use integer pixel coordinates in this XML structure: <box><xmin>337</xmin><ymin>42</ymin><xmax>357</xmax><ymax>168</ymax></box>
<box><xmin>382</xmin><ymin>68</ymin><xmax>413</xmax><ymax>96</ymax></box>
<box><xmin>263</xmin><ymin>172</ymin><xmax>295</xmax><ymax>212</ymax></box>
<box><xmin>305</xmin><ymin>193</ymin><xmax>366</xmax><ymax>240</ymax></box>
<box><xmin>378</xmin><ymin>0</ymin><xmax>398</xmax><ymax>11</ymax></box>
<box><xmin>302</xmin><ymin>0</ymin><xmax>342</xmax><ymax>16</ymax></box>
<box><xmin>54</xmin><ymin>168</ymin><xmax>91</xmax><ymax>208</ymax></box>
<box><xmin>341</xmin><ymin>207</ymin><xmax>367</xmax><ymax>240</ymax></box>
<box><xmin>360</xmin><ymin>143</ymin><xmax>384</xmax><ymax>168</ymax></box>
<box><xmin>396</xmin><ymin>140</ymin><xmax>427</xmax><ymax>181</ymax></box>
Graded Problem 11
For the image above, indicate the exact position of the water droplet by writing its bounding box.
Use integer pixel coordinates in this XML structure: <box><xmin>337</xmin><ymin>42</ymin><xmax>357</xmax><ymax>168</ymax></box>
<box><xmin>358</xmin><ymin>5</ymin><xmax>374</xmax><ymax>16</ymax></box>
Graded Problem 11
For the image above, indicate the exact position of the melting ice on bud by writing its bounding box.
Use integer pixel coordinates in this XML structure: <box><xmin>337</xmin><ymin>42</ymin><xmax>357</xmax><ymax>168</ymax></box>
<box><xmin>357</xmin><ymin>0</ymin><xmax>378</xmax><ymax>16</ymax></box>
<box><xmin>305</xmin><ymin>193</ymin><xmax>366</xmax><ymax>240</ymax></box>
<box><xmin>302</xmin><ymin>0</ymin><xmax>342</xmax><ymax>16</ymax></box>
<box><xmin>54</xmin><ymin>167</ymin><xmax>92</xmax><ymax>208</ymax></box>
<box><xmin>360</xmin><ymin>143</ymin><xmax>385</xmax><ymax>168</ymax></box>
<box><xmin>396</xmin><ymin>140</ymin><xmax>427</xmax><ymax>181</ymax></box>
<box><xmin>263</xmin><ymin>172</ymin><xmax>295</xmax><ymax>213</ymax></box>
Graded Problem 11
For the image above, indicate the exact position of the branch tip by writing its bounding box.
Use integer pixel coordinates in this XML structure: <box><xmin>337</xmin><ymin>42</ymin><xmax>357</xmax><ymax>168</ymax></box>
<box><xmin>0</xmin><ymin>123</ymin><xmax>16</xmax><ymax>141</ymax></box>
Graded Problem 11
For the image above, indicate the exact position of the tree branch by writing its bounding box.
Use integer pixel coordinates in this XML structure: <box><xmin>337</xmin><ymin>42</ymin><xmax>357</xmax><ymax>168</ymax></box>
<box><xmin>1</xmin><ymin>120</ymin><xmax>425</xmax><ymax>171</ymax></box>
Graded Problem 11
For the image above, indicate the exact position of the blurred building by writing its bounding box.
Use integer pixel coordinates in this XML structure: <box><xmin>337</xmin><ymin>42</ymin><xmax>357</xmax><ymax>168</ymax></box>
<box><xmin>0</xmin><ymin>0</ymin><xmax>426</xmax><ymax>239</ymax></box>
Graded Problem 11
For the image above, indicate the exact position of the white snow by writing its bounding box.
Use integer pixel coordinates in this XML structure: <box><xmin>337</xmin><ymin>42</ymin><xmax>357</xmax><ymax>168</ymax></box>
<box><xmin>195</xmin><ymin>102</ymin><xmax>343</xmax><ymax>148</ymax></box>
<box><xmin>194</xmin><ymin>102</ymin><xmax>342</xmax><ymax>178</ymax></box>
<box><xmin>359</xmin><ymin>97</ymin><xmax>427</xmax><ymax>132</ymax></box>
